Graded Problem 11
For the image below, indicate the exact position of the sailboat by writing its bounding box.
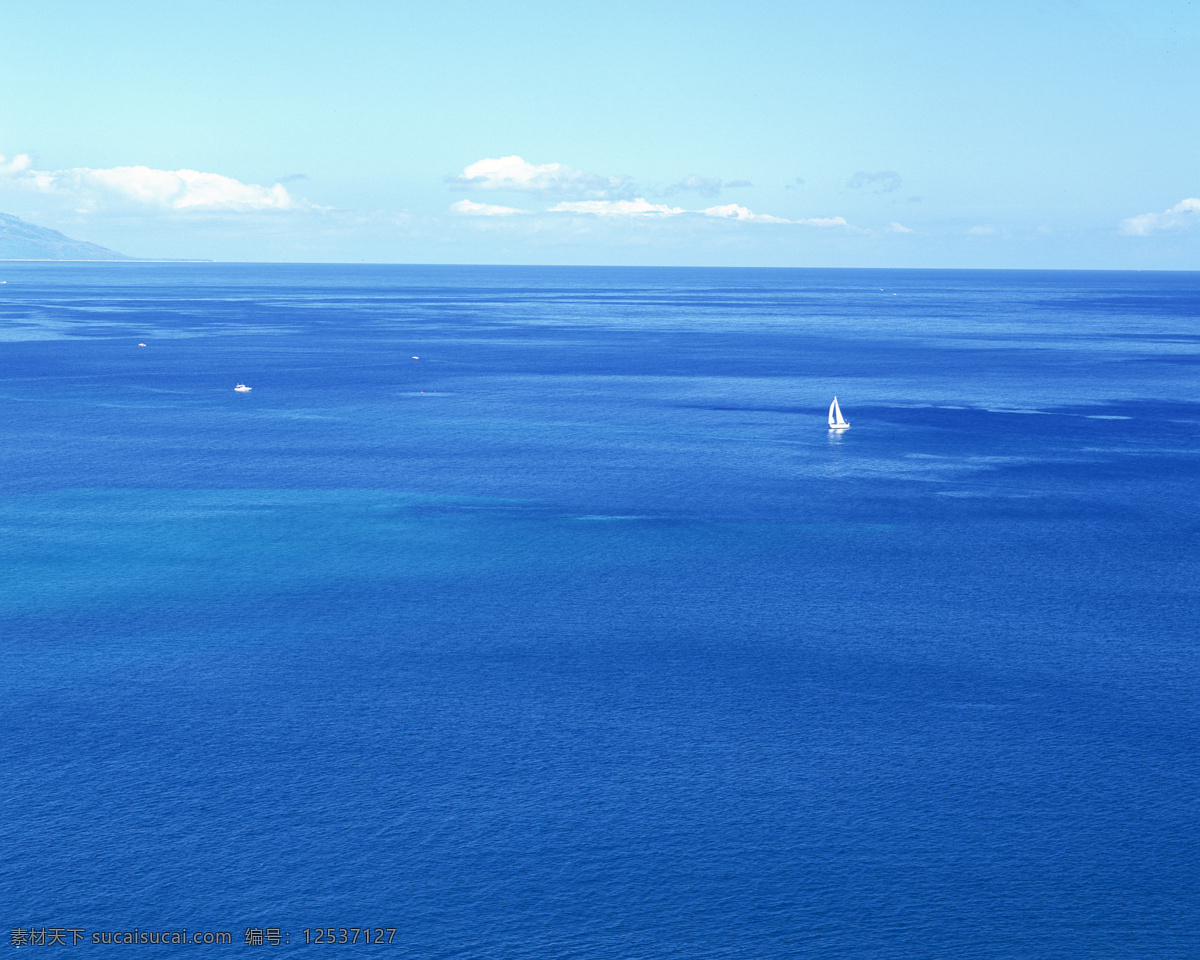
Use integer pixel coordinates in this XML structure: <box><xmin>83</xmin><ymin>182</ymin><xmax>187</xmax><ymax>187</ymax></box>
<box><xmin>827</xmin><ymin>396</ymin><xmax>849</xmax><ymax>430</ymax></box>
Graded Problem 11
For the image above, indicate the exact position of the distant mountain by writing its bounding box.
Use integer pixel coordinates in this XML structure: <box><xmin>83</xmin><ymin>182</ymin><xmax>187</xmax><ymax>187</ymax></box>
<box><xmin>0</xmin><ymin>211</ymin><xmax>132</xmax><ymax>260</ymax></box>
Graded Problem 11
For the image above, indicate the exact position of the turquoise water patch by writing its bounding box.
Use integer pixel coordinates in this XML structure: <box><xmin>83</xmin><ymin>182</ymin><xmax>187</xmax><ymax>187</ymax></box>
<box><xmin>0</xmin><ymin>489</ymin><xmax>545</xmax><ymax>613</ymax></box>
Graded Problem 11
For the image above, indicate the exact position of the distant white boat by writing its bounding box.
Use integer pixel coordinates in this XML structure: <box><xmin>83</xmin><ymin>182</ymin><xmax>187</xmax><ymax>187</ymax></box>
<box><xmin>828</xmin><ymin>396</ymin><xmax>849</xmax><ymax>430</ymax></box>
<box><xmin>234</xmin><ymin>383</ymin><xmax>252</xmax><ymax>392</ymax></box>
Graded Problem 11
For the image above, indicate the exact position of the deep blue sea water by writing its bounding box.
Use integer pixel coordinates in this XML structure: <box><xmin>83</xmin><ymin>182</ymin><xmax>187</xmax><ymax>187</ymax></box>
<box><xmin>1</xmin><ymin>263</ymin><xmax>1197</xmax><ymax>958</ymax></box>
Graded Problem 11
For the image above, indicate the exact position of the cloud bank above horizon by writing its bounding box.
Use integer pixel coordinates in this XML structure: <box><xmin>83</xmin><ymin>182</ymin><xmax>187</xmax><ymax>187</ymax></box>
<box><xmin>449</xmin><ymin>156</ymin><xmax>852</xmax><ymax>228</ymax></box>
<box><xmin>4</xmin><ymin>142</ymin><xmax>1193</xmax><ymax>265</ymax></box>
<box><xmin>0</xmin><ymin>152</ymin><xmax>312</xmax><ymax>213</ymax></box>
<box><xmin>452</xmin><ymin>195</ymin><xmax>850</xmax><ymax>227</ymax></box>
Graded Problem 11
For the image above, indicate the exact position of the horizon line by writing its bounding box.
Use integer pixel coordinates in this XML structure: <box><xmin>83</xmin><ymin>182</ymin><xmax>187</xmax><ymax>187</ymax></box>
<box><xmin>1</xmin><ymin>260</ymin><xmax>1195</xmax><ymax>274</ymax></box>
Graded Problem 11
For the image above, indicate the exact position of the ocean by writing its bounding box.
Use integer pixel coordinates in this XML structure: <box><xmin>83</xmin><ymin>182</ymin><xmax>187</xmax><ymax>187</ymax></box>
<box><xmin>1</xmin><ymin>263</ymin><xmax>1197</xmax><ymax>958</ymax></box>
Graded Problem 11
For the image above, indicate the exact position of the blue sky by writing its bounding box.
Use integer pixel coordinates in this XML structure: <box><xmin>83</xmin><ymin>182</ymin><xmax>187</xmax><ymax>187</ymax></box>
<box><xmin>1</xmin><ymin>0</ymin><xmax>1197</xmax><ymax>266</ymax></box>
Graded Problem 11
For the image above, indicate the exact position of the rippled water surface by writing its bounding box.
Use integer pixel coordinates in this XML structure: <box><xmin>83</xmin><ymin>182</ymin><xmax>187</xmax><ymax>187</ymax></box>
<box><xmin>2</xmin><ymin>264</ymin><xmax>1197</xmax><ymax>958</ymax></box>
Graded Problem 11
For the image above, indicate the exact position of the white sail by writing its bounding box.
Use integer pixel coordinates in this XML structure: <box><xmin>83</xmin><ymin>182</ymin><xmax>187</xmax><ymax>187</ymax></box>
<box><xmin>828</xmin><ymin>396</ymin><xmax>848</xmax><ymax>428</ymax></box>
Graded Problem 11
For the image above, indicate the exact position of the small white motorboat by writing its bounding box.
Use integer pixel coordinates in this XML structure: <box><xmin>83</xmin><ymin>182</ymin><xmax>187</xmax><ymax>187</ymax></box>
<box><xmin>234</xmin><ymin>383</ymin><xmax>252</xmax><ymax>392</ymax></box>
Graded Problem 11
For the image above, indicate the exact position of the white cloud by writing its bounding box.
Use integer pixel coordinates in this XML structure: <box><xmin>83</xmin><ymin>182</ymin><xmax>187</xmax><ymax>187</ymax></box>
<box><xmin>703</xmin><ymin>204</ymin><xmax>789</xmax><ymax>224</ymax></box>
<box><xmin>889</xmin><ymin>221</ymin><xmax>914</xmax><ymax>233</ymax></box>
<box><xmin>1121</xmin><ymin>197</ymin><xmax>1200</xmax><ymax>235</ymax></box>
<box><xmin>447</xmin><ymin>157</ymin><xmax>847</xmax><ymax>226</ymax></box>
<box><xmin>794</xmin><ymin>216</ymin><xmax>851</xmax><ymax>228</ymax></box>
<box><xmin>0</xmin><ymin>153</ymin><xmax>33</xmax><ymax>175</ymax></box>
<box><xmin>967</xmin><ymin>225</ymin><xmax>994</xmax><ymax>235</ymax></box>
<box><xmin>545</xmin><ymin>197</ymin><xmax>852</xmax><ymax>228</ymax></box>
<box><xmin>450</xmin><ymin>155</ymin><xmax>633</xmax><ymax>199</ymax></box>
<box><xmin>0</xmin><ymin>154</ymin><xmax>310</xmax><ymax>212</ymax></box>
<box><xmin>549</xmin><ymin>198</ymin><xmax>686</xmax><ymax>217</ymax></box>
<box><xmin>450</xmin><ymin>199</ymin><xmax>527</xmax><ymax>216</ymax></box>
